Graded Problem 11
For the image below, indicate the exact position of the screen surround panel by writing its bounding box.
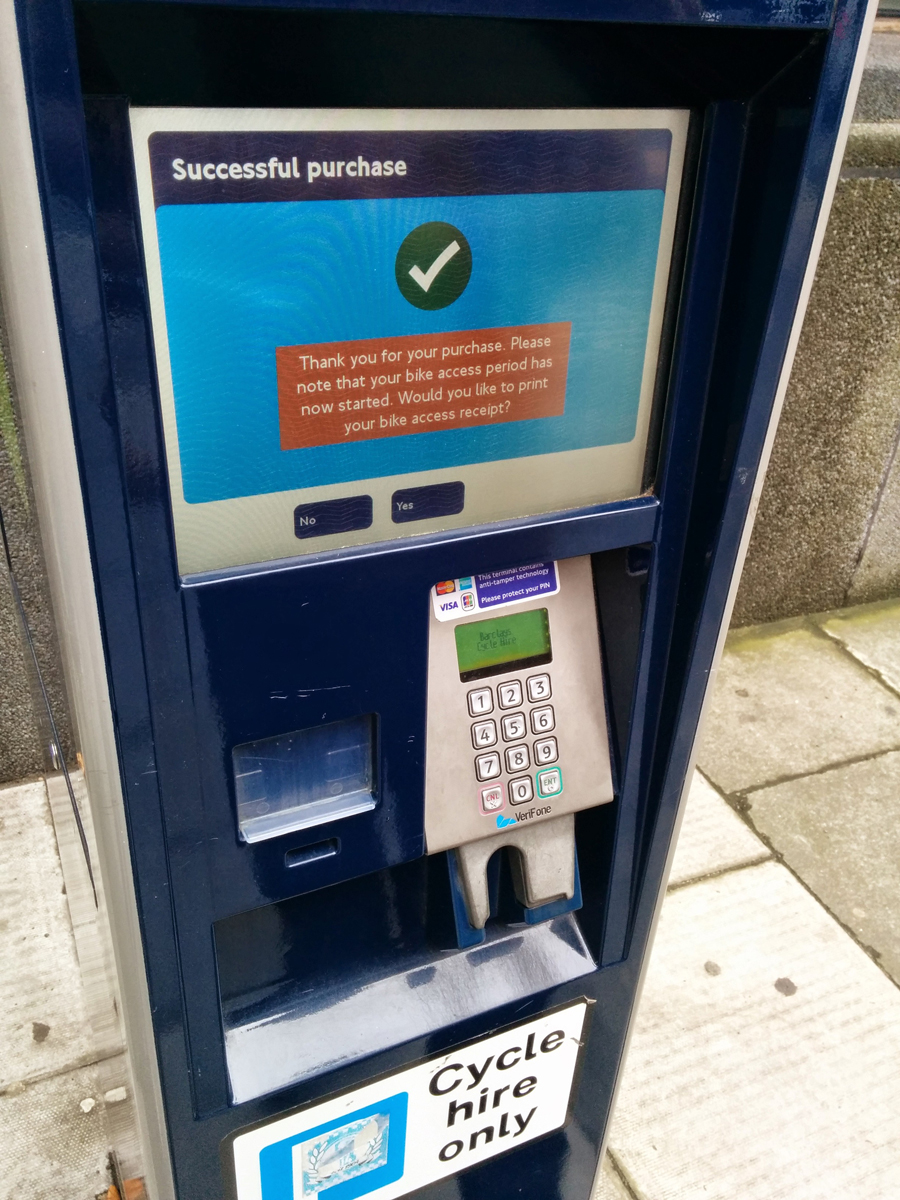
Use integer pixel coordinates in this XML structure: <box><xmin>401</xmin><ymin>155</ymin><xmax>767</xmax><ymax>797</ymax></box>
<box><xmin>130</xmin><ymin>107</ymin><xmax>688</xmax><ymax>575</ymax></box>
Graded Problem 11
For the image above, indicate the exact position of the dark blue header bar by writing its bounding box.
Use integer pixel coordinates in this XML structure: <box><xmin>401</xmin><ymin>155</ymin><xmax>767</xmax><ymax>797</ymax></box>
<box><xmin>148</xmin><ymin>128</ymin><xmax>673</xmax><ymax>207</ymax></box>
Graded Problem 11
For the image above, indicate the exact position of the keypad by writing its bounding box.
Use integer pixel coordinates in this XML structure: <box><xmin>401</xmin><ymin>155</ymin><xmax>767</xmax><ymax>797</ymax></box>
<box><xmin>471</xmin><ymin>720</ymin><xmax>498</xmax><ymax>749</ymax></box>
<box><xmin>467</xmin><ymin>675</ymin><xmax>563</xmax><ymax>813</ymax></box>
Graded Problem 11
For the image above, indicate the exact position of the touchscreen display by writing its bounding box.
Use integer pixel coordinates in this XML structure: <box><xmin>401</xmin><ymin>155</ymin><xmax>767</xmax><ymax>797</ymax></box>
<box><xmin>131</xmin><ymin>109</ymin><xmax>687</xmax><ymax>574</ymax></box>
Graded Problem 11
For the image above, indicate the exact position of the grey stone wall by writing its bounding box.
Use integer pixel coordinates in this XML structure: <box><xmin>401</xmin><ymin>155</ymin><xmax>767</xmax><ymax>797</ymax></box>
<box><xmin>0</xmin><ymin>317</ymin><xmax>74</xmax><ymax>783</ymax></box>
<box><xmin>732</xmin><ymin>123</ymin><xmax>900</xmax><ymax>625</ymax></box>
<box><xmin>732</xmin><ymin>34</ymin><xmax>900</xmax><ymax>626</ymax></box>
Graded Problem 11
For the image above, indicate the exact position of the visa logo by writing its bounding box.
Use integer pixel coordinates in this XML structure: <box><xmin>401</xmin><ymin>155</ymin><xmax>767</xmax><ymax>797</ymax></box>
<box><xmin>440</xmin><ymin>600</ymin><xmax>460</xmax><ymax>612</ymax></box>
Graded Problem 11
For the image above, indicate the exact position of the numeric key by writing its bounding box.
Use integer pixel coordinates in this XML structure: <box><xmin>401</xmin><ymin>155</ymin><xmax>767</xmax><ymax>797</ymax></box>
<box><xmin>526</xmin><ymin>673</ymin><xmax>551</xmax><ymax>702</ymax></box>
<box><xmin>467</xmin><ymin>688</ymin><xmax>493</xmax><ymax>717</ymax></box>
<box><xmin>509</xmin><ymin>776</ymin><xmax>534</xmax><ymax>805</ymax></box>
<box><xmin>501</xmin><ymin>712</ymin><xmax>526</xmax><ymax>742</ymax></box>
<box><xmin>471</xmin><ymin>720</ymin><xmax>497</xmax><ymax>748</ymax></box>
<box><xmin>505</xmin><ymin>744</ymin><xmax>531</xmax><ymax>773</ymax></box>
<box><xmin>475</xmin><ymin>752</ymin><xmax>502</xmax><ymax>781</ymax></box>
<box><xmin>534</xmin><ymin>736</ymin><xmax>558</xmax><ymax>764</ymax></box>
<box><xmin>498</xmin><ymin>680</ymin><xmax>523</xmax><ymax>709</ymax></box>
<box><xmin>530</xmin><ymin>705</ymin><xmax>555</xmax><ymax>734</ymax></box>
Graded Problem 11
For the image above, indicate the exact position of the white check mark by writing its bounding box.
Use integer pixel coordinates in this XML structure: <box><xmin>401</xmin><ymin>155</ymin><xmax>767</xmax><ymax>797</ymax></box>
<box><xmin>408</xmin><ymin>240</ymin><xmax>461</xmax><ymax>292</ymax></box>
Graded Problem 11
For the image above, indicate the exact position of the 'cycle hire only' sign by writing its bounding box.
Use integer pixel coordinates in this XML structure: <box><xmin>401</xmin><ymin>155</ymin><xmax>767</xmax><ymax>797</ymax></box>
<box><xmin>225</xmin><ymin>1001</ymin><xmax>589</xmax><ymax>1200</ymax></box>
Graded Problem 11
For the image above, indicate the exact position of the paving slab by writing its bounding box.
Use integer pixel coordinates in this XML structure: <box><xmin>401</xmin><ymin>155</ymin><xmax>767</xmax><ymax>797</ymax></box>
<box><xmin>667</xmin><ymin>772</ymin><xmax>769</xmax><ymax>888</ymax></box>
<box><xmin>696</xmin><ymin>626</ymin><xmax>900</xmax><ymax>793</ymax></box>
<box><xmin>608</xmin><ymin>861</ymin><xmax>900</xmax><ymax>1200</ymax></box>
<box><xmin>0</xmin><ymin>1058</ymin><xmax>120</xmax><ymax>1200</ymax></box>
<box><xmin>46</xmin><ymin>771</ymin><xmax>125</xmax><ymax>1062</ymax></box>
<box><xmin>855</xmin><ymin>32</ymin><xmax>900</xmax><ymax>120</ymax></box>
<box><xmin>592</xmin><ymin>1153</ymin><xmax>632</xmax><ymax>1200</ymax></box>
<box><xmin>746</xmin><ymin>750</ymin><xmax>900</xmax><ymax>986</ymax></box>
<box><xmin>0</xmin><ymin>779</ymin><xmax>95</xmax><ymax>1088</ymax></box>
<box><xmin>819</xmin><ymin>597</ymin><xmax>900</xmax><ymax>694</ymax></box>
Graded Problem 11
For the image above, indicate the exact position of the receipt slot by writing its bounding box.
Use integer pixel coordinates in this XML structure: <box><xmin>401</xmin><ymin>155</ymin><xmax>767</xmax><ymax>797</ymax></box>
<box><xmin>0</xmin><ymin>3</ymin><xmax>874</xmax><ymax>1199</ymax></box>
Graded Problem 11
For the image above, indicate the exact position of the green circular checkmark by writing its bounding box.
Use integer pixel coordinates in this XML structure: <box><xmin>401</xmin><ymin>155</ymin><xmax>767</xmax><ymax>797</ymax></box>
<box><xmin>395</xmin><ymin>222</ymin><xmax>472</xmax><ymax>310</ymax></box>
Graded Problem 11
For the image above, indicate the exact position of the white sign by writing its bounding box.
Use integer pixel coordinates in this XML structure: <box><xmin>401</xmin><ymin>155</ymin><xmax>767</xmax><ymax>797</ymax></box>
<box><xmin>227</xmin><ymin>1001</ymin><xmax>588</xmax><ymax>1200</ymax></box>
<box><xmin>431</xmin><ymin>561</ymin><xmax>560</xmax><ymax>622</ymax></box>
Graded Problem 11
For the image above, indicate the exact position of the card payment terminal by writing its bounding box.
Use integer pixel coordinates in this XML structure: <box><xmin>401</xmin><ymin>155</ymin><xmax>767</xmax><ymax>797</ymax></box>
<box><xmin>425</xmin><ymin>556</ymin><xmax>614</xmax><ymax>936</ymax></box>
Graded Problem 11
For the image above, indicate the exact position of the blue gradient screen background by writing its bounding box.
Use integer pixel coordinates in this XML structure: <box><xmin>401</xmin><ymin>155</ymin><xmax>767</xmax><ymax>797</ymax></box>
<box><xmin>155</xmin><ymin>189</ymin><xmax>665</xmax><ymax>504</ymax></box>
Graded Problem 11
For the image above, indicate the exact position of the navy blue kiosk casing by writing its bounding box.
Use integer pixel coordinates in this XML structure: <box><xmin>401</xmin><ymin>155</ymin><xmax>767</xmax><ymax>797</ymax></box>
<box><xmin>6</xmin><ymin>1</ymin><xmax>875</xmax><ymax>1198</ymax></box>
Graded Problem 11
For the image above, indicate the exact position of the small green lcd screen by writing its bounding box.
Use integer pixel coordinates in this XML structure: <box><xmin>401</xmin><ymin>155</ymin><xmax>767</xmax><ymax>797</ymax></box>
<box><xmin>454</xmin><ymin>608</ymin><xmax>552</xmax><ymax>682</ymax></box>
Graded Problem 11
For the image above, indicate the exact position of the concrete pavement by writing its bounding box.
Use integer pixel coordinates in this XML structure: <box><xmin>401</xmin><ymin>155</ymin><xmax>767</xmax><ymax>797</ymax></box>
<box><xmin>596</xmin><ymin>597</ymin><xmax>900</xmax><ymax>1199</ymax></box>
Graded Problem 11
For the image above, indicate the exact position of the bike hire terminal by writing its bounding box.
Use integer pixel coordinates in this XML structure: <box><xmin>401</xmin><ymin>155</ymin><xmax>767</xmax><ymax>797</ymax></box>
<box><xmin>1</xmin><ymin>3</ymin><xmax>874</xmax><ymax>1199</ymax></box>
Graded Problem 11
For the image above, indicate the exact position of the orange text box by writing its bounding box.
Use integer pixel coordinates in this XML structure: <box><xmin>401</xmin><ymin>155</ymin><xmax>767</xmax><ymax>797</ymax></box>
<box><xmin>276</xmin><ymin>322</ymin><xmax>570</xmax><ymax>451</ymax></box>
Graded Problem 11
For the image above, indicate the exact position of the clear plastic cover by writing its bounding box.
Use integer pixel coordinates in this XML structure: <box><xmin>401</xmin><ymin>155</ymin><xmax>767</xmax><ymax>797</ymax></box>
<box><xmin>222</xmin><ymin>914</ymin><xmax>594</xmax><ymax>1103</ymax></box>
<box><xmin>233</xmin><ymin>715</ymin><xmax>376</xmax><ymax>843</ymax></box>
